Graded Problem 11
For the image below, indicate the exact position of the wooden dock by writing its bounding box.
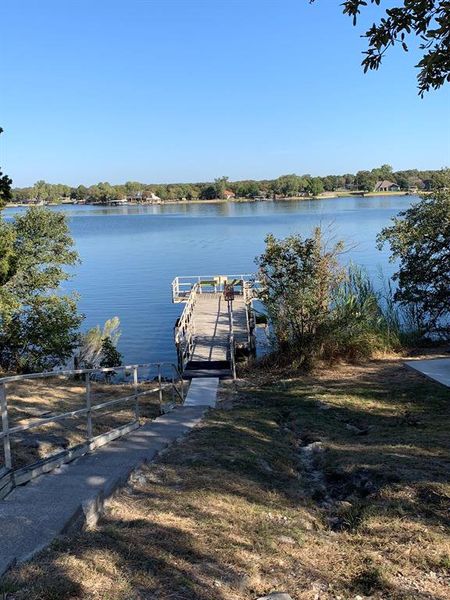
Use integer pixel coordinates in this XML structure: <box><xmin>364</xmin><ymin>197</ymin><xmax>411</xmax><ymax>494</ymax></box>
<box><xmin>172</xmin><ymin>275</ymin><xmax>257</xmax><ymax>378</ymax></box>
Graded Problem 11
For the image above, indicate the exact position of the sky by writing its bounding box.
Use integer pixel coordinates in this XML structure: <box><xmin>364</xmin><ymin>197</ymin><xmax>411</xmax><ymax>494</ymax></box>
<box><xmin>1</xmin><ymin>0</ymin><xmax>449</xmax><ymax>187</ymax></box>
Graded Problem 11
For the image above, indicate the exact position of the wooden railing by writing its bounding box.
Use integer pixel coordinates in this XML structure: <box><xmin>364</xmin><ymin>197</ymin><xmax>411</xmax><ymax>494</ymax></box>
<box><xmin>0</xmin><ymin>363</ymin><xmax>184</xmax><ymax>498</ymax></box>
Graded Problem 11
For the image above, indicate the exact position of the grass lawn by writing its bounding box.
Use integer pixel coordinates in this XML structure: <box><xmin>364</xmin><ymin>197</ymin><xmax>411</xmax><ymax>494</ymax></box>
<box><xmin>1</xmin><ymin>358</ymin><xmax>449</xmax><ymax>599</ymax></box>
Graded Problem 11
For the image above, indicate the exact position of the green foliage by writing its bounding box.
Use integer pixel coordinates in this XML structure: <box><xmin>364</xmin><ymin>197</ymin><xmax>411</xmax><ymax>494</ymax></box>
<box><xmin>235</xmin><ymin>181</ymin><xmax>260</xmax><ymax>198</ymax></box>
<box><xmin>0</xmin><ymin>295</ymin><xmax>82</xmax><ymax>373</ymax></box>
<box><xmin>371</xmin><ymin>164</ymin><xmax>393</xmax><ymax>181</ymax></box>
<box><xmin>256</xmin><ymin>228</ymin><xmax>345</xmax><ymax>367</ymax></box>
<box><xmin>256</xmin><ymin>229</ymin><xmax>412</xmax><ymax>368</ymax></box>
<box><xmin>311</xmin><ymin>1</ymin><xmax>450</xmax><ymax>95</ymax></box>
<box><xmin>327</xmin><ymin>265</ymin><xmax>406</xmax><ymax>360</ymax></box>
<box><xmin>0</xmin><ymin>207</ymin><xmax>82</xmax><ymax>372</ymax></box>
<box><xmin>377</xmin><ymin>190</ymin><xmax>450</xmax><ymax>339</ymax></box>
<box><xmin>99</xmin><ymin>336</ymin><xmax>123</xmax><ymax>368</ymax></box>
<box><xmin>355</xmin><ymin>170</ymin><xmax>376</xmax><ymax>192</ymax></box>
<box><xmin>214</xmin><ymin>176</ymin><xmax>229</xmax><ymax>199</ymax></box>
<box><xmin>305</xmin><ymin>177</ymin><xmax>324</xmax><ymax>197</ymax></box>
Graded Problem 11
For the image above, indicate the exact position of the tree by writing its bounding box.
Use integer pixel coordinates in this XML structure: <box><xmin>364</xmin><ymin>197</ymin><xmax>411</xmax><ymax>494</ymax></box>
<box><xmin>355</xmin><ymin>170</ymin><xmax>376</xmax><ymax>191</ymax></box>
<box><xmin>0</xmin><ymin>207</ymin><xmax>82</xmax><ymax>372</ymax></box>
<box><xmin>0</xmin><ymin>128</ymin><xmax>12</xmax><ymax>210</ymax></box>
<box><xmin>72</xmin><ymin>185</ymin><xmax>89</xmax><ymax>202</ymax></box>
<box><xmin>214</xmin><ymin>176</ymin><xmax>229</xmax><ymax>199</ymax></box>
<box><xmin>429</xmin><ymin>167</ymin><xmax>450</xmax><ymax>189</ymax></box>
<box><xmin>371</xmin><ymin>164</ymin><xmax>394</xmax><ymax>181</ymax></box>
<box><xmin>256</xmin><ymin>228</ymin><xmax>345</xmax><ymax>366</ymax></box>
<box><xmin>100</xmin><ymin>337</ymin><xmax>123</xmax><ymax>368</ymax></box>
<box><xmin>274</xmin><ymin>174</ymin><xmax>304</xmax><ymax>197</ymax></box>
<box><xmin>311</xmin><ymin>1</ymin><xmax>450</xmax><ymax>95</ymax></box>
<box><xmin>236</xmin><ymin>181</ymin><xmax>260</xmax><ymax>198</ymax></box>
<box><xmin>377</xmin><ymin>191</ymin><xmax>450</xmax><ymax>338</ymax></box>
<box><xmin>305</xmin><ymin>177</ymin><xmax>324</xmax><ymax>197</ymax></box>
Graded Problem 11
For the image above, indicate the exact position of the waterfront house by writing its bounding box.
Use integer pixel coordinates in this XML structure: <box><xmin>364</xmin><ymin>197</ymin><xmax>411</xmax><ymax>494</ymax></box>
<box><xmin>223</xmin><ymin>190</ymin><xmax>236</xmax><ymax>199</ymax></box>
<box><xmin>374</xmin><ymin>180</ymin><xmax>401</xmax><ymax>192</ymax></box>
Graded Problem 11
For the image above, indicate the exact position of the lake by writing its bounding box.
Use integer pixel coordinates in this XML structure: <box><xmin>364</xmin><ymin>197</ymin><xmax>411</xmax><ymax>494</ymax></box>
<box><xmin>5</xmin><ymin>195</ymin><xmax>417</xmax><ymax>364</ymax></box>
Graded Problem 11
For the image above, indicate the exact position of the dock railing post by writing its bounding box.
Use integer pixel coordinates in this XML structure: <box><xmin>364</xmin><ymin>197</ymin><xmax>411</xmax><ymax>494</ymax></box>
<box><xmin>85</xmin><ymin>373</ymin><xmax>93</xmax><ymax>442</ymax></box>
<box><xmin>133</xmin><ymin>366</ymin><xmax>139</xmax><ymax>420</ymax></box>
<box><xmin>0</xmin><ymin>383</ymin><xmax>12</xmax><ymax>471</ymax></box>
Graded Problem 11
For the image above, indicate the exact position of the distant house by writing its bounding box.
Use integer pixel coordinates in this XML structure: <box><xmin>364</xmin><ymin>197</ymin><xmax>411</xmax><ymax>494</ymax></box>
<box><xmin>128</xmin><ymin>191</ymin><xmax>161</xmax><ymax>202</ymax></box>
<box><xmin>223</xmin><ymin>190</ymin><xmax>236</xmax><ymax>199</ymax></box>
<box><xmin>142</xmin><ymin>191</ymin><xmax>161</xmax><ymax>202</ymax></box>
<box><xmin>374</xmin><ymin>180</ymin><xmax>400</xmax><ymax>192</ymax></box>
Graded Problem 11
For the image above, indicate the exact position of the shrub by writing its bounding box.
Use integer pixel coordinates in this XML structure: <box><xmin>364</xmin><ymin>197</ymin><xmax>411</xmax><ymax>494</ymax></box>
<box><xmin>256</xmin><ymin>229</ymin><xmax>412</xmax><ymax>369</ymax></box>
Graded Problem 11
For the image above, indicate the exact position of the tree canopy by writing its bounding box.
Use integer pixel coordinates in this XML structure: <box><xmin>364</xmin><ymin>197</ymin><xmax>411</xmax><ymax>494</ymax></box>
<box><xmin>377</xmin><ymin>190</ymin><xmax>450</xmax><ymax>338</ymax></box>
<box><xmin>311</xmin><ymin>1</ymin><xmax>450</xmax><ymax>95</ymax></box>
<box><xmin>0</xmin><ymin>207</ymin><xmax>82</xmax><ymax>372</ymax></box>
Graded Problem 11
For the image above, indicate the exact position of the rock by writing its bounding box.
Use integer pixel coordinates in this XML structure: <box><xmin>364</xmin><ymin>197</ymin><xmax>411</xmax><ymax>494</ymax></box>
<box><xmin>302</xmin><ymin>441</ymin><xmax>324</xmax><ymax>454</ymax></box>
<box><xmin>257</xmin><ymin>594</ymin><xmax>293</xmax><ymax>600</ymax></box>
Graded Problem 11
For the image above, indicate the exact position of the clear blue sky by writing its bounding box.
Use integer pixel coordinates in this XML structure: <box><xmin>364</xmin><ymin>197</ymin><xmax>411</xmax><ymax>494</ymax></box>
<box><xmin>1</xmin><ymin>0</ymin><xmax>449</xmax><ymax>187</ymax></box>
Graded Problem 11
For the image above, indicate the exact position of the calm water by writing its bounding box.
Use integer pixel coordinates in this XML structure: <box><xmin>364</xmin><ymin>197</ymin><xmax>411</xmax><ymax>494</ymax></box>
<box><xmin>5</xmin><ymin>196</ymin><xmax>417</xmax><ymax>364</ymax></box>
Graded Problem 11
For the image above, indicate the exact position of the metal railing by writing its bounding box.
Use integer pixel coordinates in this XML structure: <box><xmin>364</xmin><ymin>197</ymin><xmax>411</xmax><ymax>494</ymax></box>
<box><xmin>172</xmin><ymin>274</ymin><xmax>254</xmax><ymax>303</ymax></box>
<box><xmin>226</xmin><ymin>297</ymin><xmax>237</xmax><ymax>380</ymax></box>
<box><xmin>174</xmin><ymin>283</ymin><xmax>200</xmax><ymax>370</ymax></box>
<box><xmin>172</xmin><ymin>274</ymin><xmax>260</xmax><ymax>374</ymax></box>
<box><xmin>0</xmin><ymin>362</ymin><xmax>184</xmax><ymax>496</ymax></box>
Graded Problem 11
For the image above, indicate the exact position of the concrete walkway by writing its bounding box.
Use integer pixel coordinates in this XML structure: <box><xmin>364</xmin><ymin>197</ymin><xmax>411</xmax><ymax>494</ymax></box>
<box><xmin>405</xmin><ymin>358</ymin><xmax>450</xmax><ymax>388</ymax></box>
<box><xmin>0</xmin><ymin>404</ymin><xmax>211</xmax><ymax>577</ymax></box>
<box><xmin>184</xmin><ymin>377</ymin><xmax>219</xmax><ymax>407</ymax></box>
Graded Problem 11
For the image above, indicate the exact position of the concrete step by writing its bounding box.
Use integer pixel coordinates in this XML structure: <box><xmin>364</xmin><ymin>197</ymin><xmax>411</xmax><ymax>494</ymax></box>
<box><xmin>183</xmin><ymin>377</ymin><xmax>219</xmax><ymax>407</ymax></box>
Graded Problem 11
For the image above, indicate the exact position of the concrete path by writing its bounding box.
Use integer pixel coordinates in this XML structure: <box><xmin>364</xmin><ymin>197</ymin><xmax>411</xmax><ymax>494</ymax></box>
<box><xmin>184</xmin><ymin>377</ymin><xmax>219</xmax><ymax>407</ymax></box>
<box><xmin>405</xmin><ymin>358</ymin><xmax>450</xmax><ymax>388</ymax></box>
<box><xmin>0</xmin><ymin>405</ymin><xmax>210</xmax><ymax>577</ymax></box>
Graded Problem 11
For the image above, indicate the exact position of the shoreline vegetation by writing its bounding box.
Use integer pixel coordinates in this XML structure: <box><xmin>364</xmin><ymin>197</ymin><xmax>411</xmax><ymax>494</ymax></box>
<box><xmin>8</xmin><ymin>165</ymin><xmax>447</xmax><ymax>208</ymax></box>
<box><xmin>5</xmin><ymin>189</ymin><xmax>417</xmax><ymax>209</ymax></box>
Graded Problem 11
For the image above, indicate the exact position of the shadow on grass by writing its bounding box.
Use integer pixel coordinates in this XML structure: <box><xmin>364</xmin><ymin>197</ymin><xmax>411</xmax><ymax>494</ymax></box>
<box><xmin>2</xmin><ymin>361</ymin><xmax>449</xmax><ymax>599</ymax></box>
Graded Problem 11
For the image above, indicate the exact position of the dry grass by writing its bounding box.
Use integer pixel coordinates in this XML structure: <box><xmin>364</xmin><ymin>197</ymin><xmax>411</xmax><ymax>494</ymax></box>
<box><xmin>1</xmin><ymin>357</ymin><xmax>449</xmax><ymax>599</ymax></box>
<box><xmin>2</xmin><ymin>376</ymin><xmax>180</xmax><ymax>470</ymax></box>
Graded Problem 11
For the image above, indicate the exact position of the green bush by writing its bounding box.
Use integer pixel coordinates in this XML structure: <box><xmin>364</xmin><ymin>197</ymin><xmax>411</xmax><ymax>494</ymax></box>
<box><xmin>256</xmin><ymin>229</ymin><xmax>417</xmax><ymax>369</ymax></box>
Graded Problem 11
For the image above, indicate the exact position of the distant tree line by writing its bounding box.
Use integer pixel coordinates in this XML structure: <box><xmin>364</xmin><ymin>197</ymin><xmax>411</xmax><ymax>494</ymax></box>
<box><xmin>9</xmin><ymin>166</ymin><xmax>450</xmax><ymax>205</ymax></box>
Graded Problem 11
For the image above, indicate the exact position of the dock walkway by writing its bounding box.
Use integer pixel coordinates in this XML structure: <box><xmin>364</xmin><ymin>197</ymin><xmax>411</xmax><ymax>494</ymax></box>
<box><xmin>191</xmin><ymin>293</ymin><xmax>248</xmax><ymax>362</ymax></box>
<box><xmin>172</xmin><ymin>275</ymin><xmax>257</xmax><ymax>378</ymax></box>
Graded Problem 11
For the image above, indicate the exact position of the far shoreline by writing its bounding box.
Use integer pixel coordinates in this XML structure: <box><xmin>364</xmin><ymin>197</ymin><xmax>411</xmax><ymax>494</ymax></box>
<box><xmin>5</xmin><ymin>190</ymin><xmax>418</xmax><ymax>210</ymax></box>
